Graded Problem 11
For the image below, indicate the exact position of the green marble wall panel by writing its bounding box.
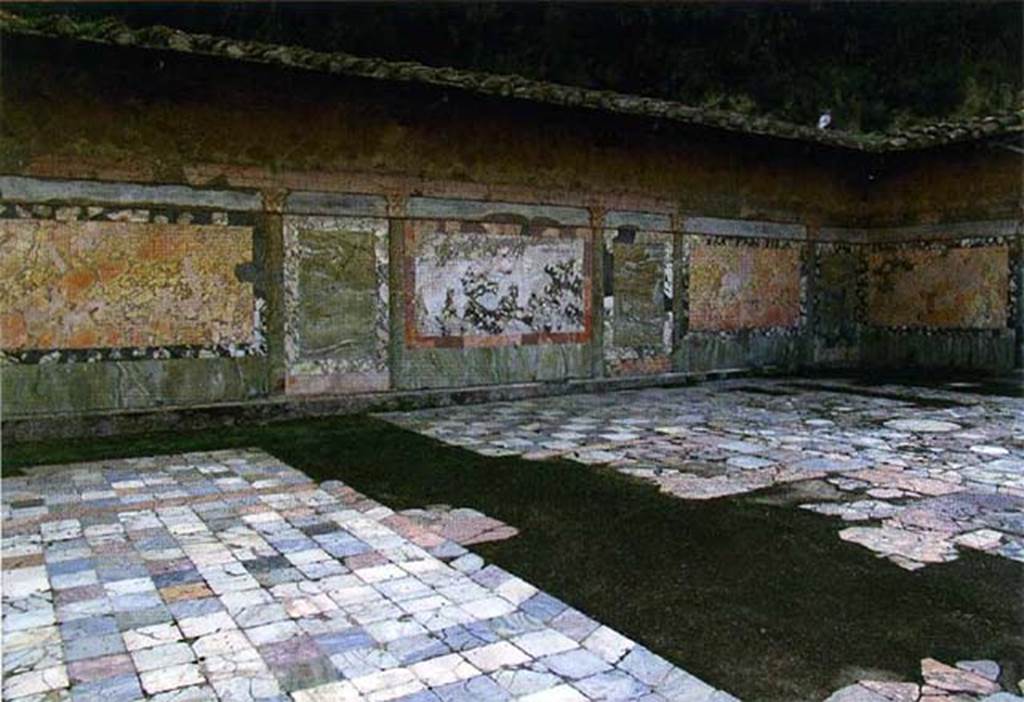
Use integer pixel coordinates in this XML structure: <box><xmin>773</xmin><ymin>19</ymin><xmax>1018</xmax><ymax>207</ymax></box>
<box><xmin>283</xmin><ymin>215</ymin><xmax>389</xmax><ymax>394</ymax></box>
<box><xmin>3</xmin><ymin>356</ymin><xmax>268</xmax><ymax>415</ymax></box>
<box><xmin>603</xmin><ymin>228</ymin><xmax>673</xmax><ymax>376</ymax></box>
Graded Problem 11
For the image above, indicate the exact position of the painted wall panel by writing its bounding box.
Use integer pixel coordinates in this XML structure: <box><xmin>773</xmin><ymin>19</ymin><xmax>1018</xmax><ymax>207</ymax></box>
<box><xmin>866</xmin><ymin>246</ymin><xmax>1008</xmax><ymax>329</ymax></box>
<box><xmin>0</xmin><ymin>219</ymin><xmax>254</xmax><ymax>351</ymax></box>
<box><xmin>688</xmin><ymin>242</ymin><xmax>801</xmax><ymax>331</ymax></box>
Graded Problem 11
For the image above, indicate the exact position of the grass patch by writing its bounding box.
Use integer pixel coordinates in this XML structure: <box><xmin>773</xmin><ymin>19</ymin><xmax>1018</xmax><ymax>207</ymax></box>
<box><xmin>4</xmin><ymin>414</ymin><xmax>1023</xmax><ymax>701</ymax></box>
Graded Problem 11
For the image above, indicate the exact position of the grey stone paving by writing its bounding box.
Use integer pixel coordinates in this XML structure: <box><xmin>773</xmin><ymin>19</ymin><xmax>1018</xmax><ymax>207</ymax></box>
<box><xmin>1</xmin><ymin>449</ymin><xmax>733</xmax><ymax>702</ymax></box>
<box><xmin>384</xmin><ymin>378</ymin><xmax>1024</xmax><ymax>571</ymax></box>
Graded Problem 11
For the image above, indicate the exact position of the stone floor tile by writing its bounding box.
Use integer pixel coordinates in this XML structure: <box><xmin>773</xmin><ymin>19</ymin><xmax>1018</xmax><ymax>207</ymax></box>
<box><xmin>433</xmin><ymin>674</ymin><xmax>512</xmax><ymax>702</ymax></box>
<box><xmin>582</xmin><ymin>626</ymin><xmax>635</xmax><ymax>664</ymax></box>
<box><xmin>512</xmin><ymin>630</ymin><xmax>579</xmax><ymax>658</ymax></box>
<box><xmin>350</xmin><ymin>668</ymin><xmax>423</xmax><ymax>696</ymax></box>
<box><xmin>618</xmin><ymin>647</ymin><xmax>676</xmax><ymax>688</ymax></box>
<box><xmin>654</xmin><ymin>668</ymin><xmax>718</xmax><ymax>701</ymax></box>
<box><xmin>209</xmin><ymin>673</ymin><xmax>282</xmax><ymax>702</ymax></box>
<box><xmin>122</xmin><ymin>621</ymin><xmax>182</xmax><ymax>651</ymax></box>
<box><xmin>3</xmin><ymin>665</ymin><xmax>69</xmax><ymax>699</ymax></box>
<box><xmin>573</xmin><ymin>669</ymin><xmax>651</xmax><ymax>701</ymax></box>
<box><xmin>148</xmin><ymin>683</ymin><xmax>219</xmax><ymax>702</ymax></box>
<box><xmin>113</xmin><ymin>604</ymin><xmax>173</xmax><ymax>631</ymax></box>
<box><xmin>329</xmin><ymin>645</ymin><xmax>401</xmax><ymax>679</ymax></box>
<box><xmin>69</xmin><ymin>673</ymin><xmax>142</xmax><ymax>702</ymax></box>
<box><xmin>245</xmin><ymin>619</ymin><xmax>302</xmax><ymax>647</ymax></box>
<box><xmin>392</xmin><ymin>690</ymin><xmax>443</xmax><ymax>702</ymax></box>
<box><xmin>313</xmin><ymin>627</ymin><xmax>375</xmax><ymax>656</ymax></box>
<box><xmin>199</xmin><ymin>647</ymin><xmax>266</xmax><ymax>683</ymax></box>
<box><xmin>492</xmin><ymin>667</ymin><xmax>564</xmax><ymax>697</ymax></box>
<box><xmin>65</xmin><ymin>654</ymin><xmax>135</xmax><ymax>684</ymax></box>
<box><xmin>64</xmin><ymin>632</ymin><xmax>125</xmax><ymax>662</ymax></box>
<box><xmin>177</xmin><ymin>609</ymin><xmax>237</xmax><ymax>638</ymax></box>
<box><xmin>4</xmin><ymin>449</ymin><xmax>727</xmax><ymax>702</ymax></box>
<box><xmin>549</xmin><ymin>609</ymin><xmax>601</xmax><ymax>642</ymax></box>
<box><xmin>291</xmin><ymin>680</ymin><xmax>362</xmax><ymax>702</ymax></box>
<box><xmin>5</xmin><ymin>607</ymin><xmax>57</xmax><ymax>632</ymax></box>
<box><xmin>59</xmin><ymin>614</ymin><xmax>118</xmax><ymax>641</ymax></box>
<box><xmin>460</xmin><ymin>596</ymin><xmax>517</xmax><ymax>620</ymax></box>
<box><xmin>386</xmin><ymin>634</ymin><xmax>451</xmax><ymax>665</ymax></box>
<box><xmin>542</xmin><ymin>648</ymin><xmax>613</xmax><ymax>680</ymax></box>
<box><xmin>519</xmin><ymin>683</ymin><xmax>590</xmax><ymax>702</ymax></box>
<box><xmin>409</xmin><ymin>652</ymin><xmax>481</xmax><ymax>687</ymax></box>
<box><xmin>192</xmin><ymin>629</ymin><xmax>252</xmax><ymax>659</ymax></box>
<box><xmin>139</xmin><ymin>662</ymin><xmax>205</xmax><ymax>695</ymax></box>
<box><xmin>462</xmin><ymin>641</ymin><xmax>532</xmax><ymax>672</ymax></box>
<box><xmin>130</xmin><ymin>641</ymin><xmax>196</xmax><ymax>672</ymax></box>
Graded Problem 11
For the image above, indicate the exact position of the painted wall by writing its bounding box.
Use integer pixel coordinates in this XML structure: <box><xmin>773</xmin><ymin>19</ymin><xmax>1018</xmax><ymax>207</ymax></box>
<box><xmin>855</xmin><ymin>143</ymin><xmax>1024</xmax><ymax>371</ymax></box>
<box><xmin>2</xmin><ymin>35</ymin><xmax>866</xmax><ymax>224</ymax></box>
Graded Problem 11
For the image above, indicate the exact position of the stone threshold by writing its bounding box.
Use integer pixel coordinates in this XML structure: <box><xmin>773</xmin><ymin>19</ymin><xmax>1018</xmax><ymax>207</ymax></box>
<box><xmin>2</xmin><ymin>367</ymin><xmax>770</xmax><ymax>443</ymax></box>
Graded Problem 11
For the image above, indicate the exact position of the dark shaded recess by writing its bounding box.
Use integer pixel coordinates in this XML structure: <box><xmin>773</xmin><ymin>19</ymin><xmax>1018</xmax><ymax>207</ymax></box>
<box><xmin>615</xmin><ymin>227</ymin><xmax>638</xmax><ymax>244</ymax></box>
<box><xmin>725</xmin><ymin>385</ymin><xmax>798</xmax><ymax>397</ymax></box>
<box><xmin>802</xmin><ymin>368</ymin><xmax>1024</xmax><ymax>399</ymax></box>
<box><xmin>783</xmin><ymin>381</ymin><xmax>967</xmax><ymax>409</ymax></box>
<box><xmin>11</xmin><ymin>2</ymin><xmax>1022</xmax><ymax>132</ymax></box>
<box><xmin>5</xmin><ymin>415</ymin><xmax>1022</xmax><ymax>701</ymax></box>
<box><xmin>603</xmin><ymin>249</ymin><xmax>615</xmax><ymax>297</ymax></box>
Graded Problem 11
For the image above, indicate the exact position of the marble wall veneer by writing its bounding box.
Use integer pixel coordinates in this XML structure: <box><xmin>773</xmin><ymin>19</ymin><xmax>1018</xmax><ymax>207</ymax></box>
<box><xmin>0</xmin><ymin>219</ymin><xmax>255</xmax><ymax>351</ymax></box>
<box><xmin>283</xmin><ymin>215</ymin><xmax>390</xmax><ymax>395</ymax></box>
<box><xmin>404</xmin><ymin>220</ymin><xmax>591</xmax><ymax>348</ymax></box>
<box><xmin>603</xmin><ymin>227</ymin><xmax>674</xmax><ymax>375</ymax></box>
<box><xmin>866</xmin><ymin>245</ymin><xmax>1009</xmax><ymax>330</ymax></box>
<box><xmin>687</xmin><ymin>241</ymin><xmax>802</xmax><ymax>332</ymax></box>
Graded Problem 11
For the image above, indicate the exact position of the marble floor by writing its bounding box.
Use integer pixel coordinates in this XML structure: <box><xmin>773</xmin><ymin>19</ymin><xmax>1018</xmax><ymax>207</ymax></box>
<box><xmin>384</xmin><ymin>378</ymin><xmax>1024</xmax><ymax>572</ymax></box>
<box><xmin>1</xmin><ymin>449</ymin><xmax>732</xmax><ymax>702</ymax></box>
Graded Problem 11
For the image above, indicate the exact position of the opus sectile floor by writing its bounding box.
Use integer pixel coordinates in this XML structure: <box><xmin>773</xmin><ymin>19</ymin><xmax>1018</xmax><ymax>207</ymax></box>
<box><xmin>1</xmin><ymin>449</ymin><xmax>735</xmax><ymax>702</ymax></box>
<box><xmin>384</xmin><ymin>378</ymin><xmax>1024</xmax><ymax>572</ymax></box>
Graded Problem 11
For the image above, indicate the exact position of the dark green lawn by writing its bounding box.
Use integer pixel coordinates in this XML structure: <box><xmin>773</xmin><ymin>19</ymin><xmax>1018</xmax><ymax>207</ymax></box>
<box><xmin>4</xmin><ymin>415</ymin><xmax>1022</xmax><ymax>701</ymax></box>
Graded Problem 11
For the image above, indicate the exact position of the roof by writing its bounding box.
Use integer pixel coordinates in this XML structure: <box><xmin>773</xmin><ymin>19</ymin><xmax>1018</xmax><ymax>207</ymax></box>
<box><xmin>2</xmin><ymin>10</ymin><xmax>1022</xmax><ymax>154</ymax></box>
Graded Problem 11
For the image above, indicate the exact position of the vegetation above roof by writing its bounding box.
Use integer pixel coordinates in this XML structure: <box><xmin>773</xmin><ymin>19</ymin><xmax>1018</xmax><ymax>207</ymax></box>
<box><xmin>2</xmin><ymin>9</ymin><xmax>1021</xmax><ymax>153</ymax></box>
